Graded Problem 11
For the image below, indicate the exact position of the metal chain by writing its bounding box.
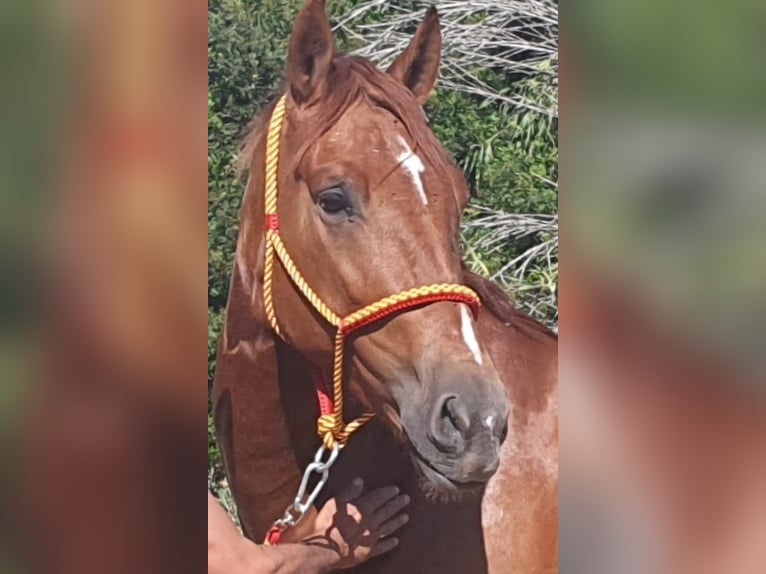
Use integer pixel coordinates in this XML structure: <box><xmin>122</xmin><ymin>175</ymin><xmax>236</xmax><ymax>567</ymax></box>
<box><xmin>271</xmin><ymin>443</ymin><xmax>342</xmax><ymax>531</ymax></box>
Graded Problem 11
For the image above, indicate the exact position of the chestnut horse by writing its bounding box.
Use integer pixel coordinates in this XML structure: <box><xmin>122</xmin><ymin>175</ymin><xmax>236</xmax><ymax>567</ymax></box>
<box><xmin>213</xmin><ymin>2</ymin><xmax>557</xmax><ymax>572</ymax></box>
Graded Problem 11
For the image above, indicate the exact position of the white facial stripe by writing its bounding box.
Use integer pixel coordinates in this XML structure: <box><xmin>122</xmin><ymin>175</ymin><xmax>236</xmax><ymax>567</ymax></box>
<box><xmin>396</xmin><ymin>136</ymin><xmax>427</xmax><ymax>205</ymax></box>
<box><xmin>460</xmin><ymin>304</ymin><xmax>483</xmax><ymax>365</ymax></box>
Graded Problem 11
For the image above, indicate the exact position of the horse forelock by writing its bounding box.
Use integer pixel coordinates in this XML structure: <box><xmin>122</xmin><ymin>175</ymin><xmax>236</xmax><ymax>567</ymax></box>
<box><xmin>238</xmin><ymin>53</ymin><xmax>453</xmax><ymax>182</ymax></box>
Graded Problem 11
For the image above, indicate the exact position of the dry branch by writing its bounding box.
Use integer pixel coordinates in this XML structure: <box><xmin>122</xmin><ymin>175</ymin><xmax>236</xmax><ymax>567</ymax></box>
<box><xmin>336</xmin><ymin>0</ymin><xmax>559</xmax><ymax>117</ymax></box>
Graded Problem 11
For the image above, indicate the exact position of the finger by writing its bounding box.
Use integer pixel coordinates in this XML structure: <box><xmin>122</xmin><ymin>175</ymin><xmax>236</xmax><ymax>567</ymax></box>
<box><xmin>369</xmin><ymin>536</ymin><xmax>399</xmax><ymax>558</ymax></box>
<box><xmin>376</xmin><ymin>513</ymin><xmax>409</xmax><ymax>538</ymax></box>
<box><xmin>370</xmin><ymin>494</ymin><xmax>409</xmax><ymax>528</ymax></box>
<box><xmin>355</xmin><ymin>485</ymin><xmax>400</xmax><ymax>514</ymax></box>
<box><xmin>336</xmin><ymin>477</ymin><xmax>365</xmax><ymax>504</ymax></box>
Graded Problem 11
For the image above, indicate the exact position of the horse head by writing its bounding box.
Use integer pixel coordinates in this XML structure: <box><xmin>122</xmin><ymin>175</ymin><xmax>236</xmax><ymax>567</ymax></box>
<box><xmin>246</xmin><ymin>0</ymin><xmax>509</xmax><ymax>496</ymax></box>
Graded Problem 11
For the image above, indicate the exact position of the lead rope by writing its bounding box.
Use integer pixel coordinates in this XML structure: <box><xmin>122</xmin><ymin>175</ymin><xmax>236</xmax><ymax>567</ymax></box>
<box><xmin>262</xmin><ymin>94</ymin><xmax>480</xmax><ymax>544</ymax></box>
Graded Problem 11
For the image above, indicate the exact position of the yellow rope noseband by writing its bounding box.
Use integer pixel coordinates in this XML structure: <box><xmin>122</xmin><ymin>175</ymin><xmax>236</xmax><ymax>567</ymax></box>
<box><xmin>262</xmin><ymin>94</ymin><xmax>480</xmax><ymax>450</ymax></box>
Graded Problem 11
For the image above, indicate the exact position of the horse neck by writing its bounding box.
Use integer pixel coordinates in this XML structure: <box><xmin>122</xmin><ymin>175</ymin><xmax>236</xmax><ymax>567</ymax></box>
<box><xmin>463</xmin><ymin>261</ymin><xmax>558</xmax><ymax>419</ymax></box>
<box><xmin>477</xmin><ymin>306</ymin><xmax>558</xmax><ymax>463</ymax></box>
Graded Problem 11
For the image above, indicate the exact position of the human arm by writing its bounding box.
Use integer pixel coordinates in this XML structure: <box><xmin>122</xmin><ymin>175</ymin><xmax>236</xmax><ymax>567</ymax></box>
<box><xmin>208</xmin><ymin>479</ymin><xmax>409</xmax><ymax>574</ymax></box>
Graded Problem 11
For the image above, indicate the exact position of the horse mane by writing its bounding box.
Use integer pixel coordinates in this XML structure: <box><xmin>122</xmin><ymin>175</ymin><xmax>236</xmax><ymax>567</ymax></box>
<box><xmin>461</xmin><ymin>263</ymin><xmax>557</xmax><ymax>342</ymax></box>
<box><xmin>239</xmin><ymin>53</ymin><xmax>451</xmax><ymax>177</ymax></box>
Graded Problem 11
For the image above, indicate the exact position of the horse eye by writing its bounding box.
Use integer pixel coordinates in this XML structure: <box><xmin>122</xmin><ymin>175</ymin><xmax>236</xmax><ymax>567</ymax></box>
<box><xmin>317</xmin><ymin>189</ymin><xmax>348</xmax><ymax>214</ymax></box>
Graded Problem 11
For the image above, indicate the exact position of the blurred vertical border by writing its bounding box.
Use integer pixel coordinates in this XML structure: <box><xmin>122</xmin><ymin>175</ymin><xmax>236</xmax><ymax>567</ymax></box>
<box><xmin>1</xmin><ymin>0</ymin><xmax>208</xmax><ymax>572</ymax></box>
<box><xmin>561</xmin><ymin>0</ymin><xmax>766</xmax><ymax>573</ymax></box>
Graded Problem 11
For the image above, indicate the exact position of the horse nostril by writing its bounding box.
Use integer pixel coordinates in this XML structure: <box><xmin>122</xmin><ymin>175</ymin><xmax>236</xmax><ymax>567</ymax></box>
<box><xmin>429</xmin><ymin>395</ymin><xmax>469</xmax><ymax>453</ymax></box>
<box><xmin>442</xmin><ymin>396</ymin><xmax>470</xmax><ymax>433</ymax></box>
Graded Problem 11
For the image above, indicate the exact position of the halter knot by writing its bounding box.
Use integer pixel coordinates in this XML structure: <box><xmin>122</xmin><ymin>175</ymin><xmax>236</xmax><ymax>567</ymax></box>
<box><xmin>317</xmin><ymin>413</ymin><xmax>342</xmax><ymax>439</ymax></box>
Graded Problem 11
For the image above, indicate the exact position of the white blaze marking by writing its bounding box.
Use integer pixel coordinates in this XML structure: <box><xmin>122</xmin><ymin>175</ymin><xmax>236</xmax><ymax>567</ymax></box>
<box><xmin>460</xmin><ymin>304</ymin><xmax>483</xmax><ymax>365</ymax></box>
<box><xmin>396</xmin><ymin>136</ymin><xmax>427</xmax><ymax>205</ymax></box>
<box><xmin>484</xmin><ymin>415</ymin><xmax>495</xmax><ymax>430</ymax></box>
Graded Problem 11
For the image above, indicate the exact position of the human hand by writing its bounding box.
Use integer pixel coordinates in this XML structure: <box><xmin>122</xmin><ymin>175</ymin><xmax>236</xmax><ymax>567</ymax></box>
<box><xmin>303</xmin><ymin>478</ymin><xmax>410</xmax><ymax>570</ymax></box>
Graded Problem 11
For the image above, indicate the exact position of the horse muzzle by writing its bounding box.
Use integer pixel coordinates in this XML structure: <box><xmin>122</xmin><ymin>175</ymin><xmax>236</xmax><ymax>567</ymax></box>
<box><xmin>398</xmin><ymin>370</ymin><xmax>509</xmax><ymax>492</ymax></box>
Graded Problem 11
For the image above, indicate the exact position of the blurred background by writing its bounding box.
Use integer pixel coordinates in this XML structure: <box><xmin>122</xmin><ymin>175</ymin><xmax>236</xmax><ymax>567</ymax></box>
<box><xmin>1</xmin><ymin>0</ymin><xmax>207</xmax><ymax>572</ymax></box>
<box><xmin>562</xmin><ymin>0</ymin><xmax>766</xmax><ymax>573</ymax></box>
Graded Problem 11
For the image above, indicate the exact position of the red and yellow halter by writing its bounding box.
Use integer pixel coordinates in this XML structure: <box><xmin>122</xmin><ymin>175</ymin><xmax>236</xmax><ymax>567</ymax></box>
<box><xmin>262</xmin><ymin>94</ymin><xmax>480</xmax><ymax>541</ymax></box>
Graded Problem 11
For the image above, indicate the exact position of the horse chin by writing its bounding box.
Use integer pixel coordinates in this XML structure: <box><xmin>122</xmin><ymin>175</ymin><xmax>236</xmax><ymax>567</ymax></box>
<box><xmin>410</xmin><ymin>452</ymin><xmax>486</xmax><ymax>503</ymax></box>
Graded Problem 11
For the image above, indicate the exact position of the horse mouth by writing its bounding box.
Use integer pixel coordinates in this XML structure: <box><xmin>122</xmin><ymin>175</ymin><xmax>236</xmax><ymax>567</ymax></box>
<box><xmin>410</xmin><ymin>449</ymin><xmax>486</xmax><ymax>495</ymax></box>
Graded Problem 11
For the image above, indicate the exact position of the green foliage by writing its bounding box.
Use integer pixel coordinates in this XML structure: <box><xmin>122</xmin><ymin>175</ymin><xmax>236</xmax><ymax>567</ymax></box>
<box><xmin>208</xmin><ymin>0</ymin><xmax>309</xmax><ymax>494</ymax></box>
<box><xmin>208</xmin><ymin>0</ymin><xmax>302</xmax><ymax>311</ymax></box>
<box><xmin>428</xmin><ymin>88</ymin><xmax>557</xmax><ymax>215</ymax></box>
<box><xmin>426</xmin><ymin>64</ymin><xmax>557</xmax><ymax>320</ymax></box>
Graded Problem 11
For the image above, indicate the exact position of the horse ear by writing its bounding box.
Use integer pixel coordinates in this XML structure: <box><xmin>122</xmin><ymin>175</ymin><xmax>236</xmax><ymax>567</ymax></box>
<box><xmin>287</xmin><ymin>0</ymin><xmax>335</xmax><ymax>105</ymax></box>
<box><xmin>386</xmin><ymin>6</ymin><xmax>442</xmax><ymax>104</ymax></box>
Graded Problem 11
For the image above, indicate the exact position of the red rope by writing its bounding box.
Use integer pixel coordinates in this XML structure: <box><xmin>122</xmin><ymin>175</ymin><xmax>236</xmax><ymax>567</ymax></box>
<box><xmin>312</xmin><ymin>367</ymin><xmax>334</xmax><ymax>416</ymax></box>
<box><xmin>266</xmin><ymin>526</ymin><xmax>282</xmax><ymax>545</ymax></box>
<box><xmin>265</xmin><ymin>213</ymin><xmax>279</xmax><ymax>230</ymax></box>
<box><xmin>341</xmin><ymin>293</ymin><xmax>479</xmax><ymax>334</ymax></box>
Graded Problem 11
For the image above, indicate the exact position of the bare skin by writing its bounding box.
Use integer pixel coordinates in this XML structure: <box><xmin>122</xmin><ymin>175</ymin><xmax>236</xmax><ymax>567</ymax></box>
<box><xmin>208</xmin><ymin>479</ymin><xmax>410</xmax><ymax>574</ymax></box>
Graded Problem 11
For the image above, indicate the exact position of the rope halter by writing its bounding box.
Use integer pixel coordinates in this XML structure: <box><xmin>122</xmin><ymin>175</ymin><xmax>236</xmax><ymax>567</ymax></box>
<box><xmin>262</xmin><ymin>94</ymin><xmax>481</xmax><ymax>450</ymax></box>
